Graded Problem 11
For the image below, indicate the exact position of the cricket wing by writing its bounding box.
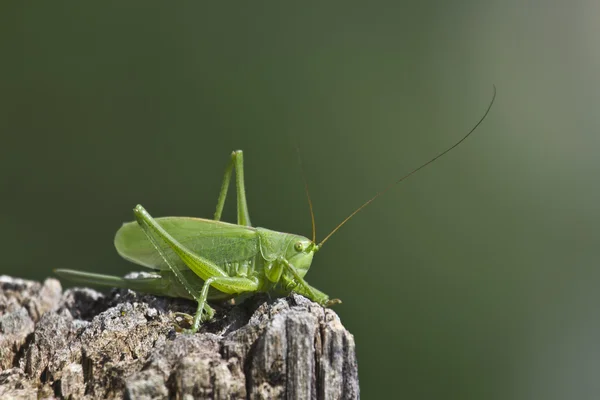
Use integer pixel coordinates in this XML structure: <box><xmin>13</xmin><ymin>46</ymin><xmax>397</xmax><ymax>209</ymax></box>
<box><xmin>114</xmin><ymin>217</ymin><xmax>260</xmax><ymax>271</ymax></box>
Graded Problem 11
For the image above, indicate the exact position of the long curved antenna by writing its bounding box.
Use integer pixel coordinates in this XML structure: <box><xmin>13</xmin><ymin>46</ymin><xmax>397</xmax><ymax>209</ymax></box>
<box><xmin>318</xmin><ymin>85</ymin><xmax>496</xmax><ymax>248</ymax></box>
<box><xmin>294</xmin><ymin>143</ymin><xmax>317</xmax><ymax>243</ymax></box>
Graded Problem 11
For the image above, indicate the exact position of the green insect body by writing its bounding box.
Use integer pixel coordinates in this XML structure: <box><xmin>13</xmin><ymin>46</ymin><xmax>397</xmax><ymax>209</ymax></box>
<box><xmin>55</xmin><ymin>87</ymin><xmax>495</xmax><ymax>333</ymax></box>
<box><xmin>113</xmin><ymin>212</ymin><xmax>329</xmax><ymax>306</ymax></box>
<box><xmin>56</xmin><ymin>151</ymin><xmax>337</xmax><ymax>333</ymax></box>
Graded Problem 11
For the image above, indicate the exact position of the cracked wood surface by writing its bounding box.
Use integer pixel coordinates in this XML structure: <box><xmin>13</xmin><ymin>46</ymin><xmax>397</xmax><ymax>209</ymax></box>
<box><xmin>0</xmin><ymin>275</ymin><xmax>359</xmax><ymax>399</ymax></box>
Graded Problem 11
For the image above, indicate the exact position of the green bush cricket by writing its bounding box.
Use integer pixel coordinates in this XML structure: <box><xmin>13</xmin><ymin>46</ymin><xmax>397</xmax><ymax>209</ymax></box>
<box><xmin>55</xmin><ymin>87</ymin><xmax>495</xmax><ymax>333</ymax></box>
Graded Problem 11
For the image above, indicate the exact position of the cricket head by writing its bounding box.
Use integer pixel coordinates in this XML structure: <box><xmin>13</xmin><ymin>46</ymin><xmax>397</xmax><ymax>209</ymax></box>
<box><xmin>284</xmin><ymin>234</ymin><xmax>318</xmax><ymax>278</ymax></box>
<box><xmin>282</xmin><ymin>233</ymin><xmax>341</xmax><ymax>307</ymax></box>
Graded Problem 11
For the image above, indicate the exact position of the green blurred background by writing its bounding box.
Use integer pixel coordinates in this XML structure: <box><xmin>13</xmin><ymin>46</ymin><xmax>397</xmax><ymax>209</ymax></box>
<box><xmin>2</xmin><ymin>2</ymin><xmax>599</xmax><ymax>399</ymax></box>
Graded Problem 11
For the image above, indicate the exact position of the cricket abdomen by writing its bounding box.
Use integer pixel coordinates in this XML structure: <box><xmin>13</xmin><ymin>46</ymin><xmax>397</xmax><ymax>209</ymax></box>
<box><xmin>220</xmin><ymin>255</ymin><xmax>264</xmax><ymax>278</ymax></box>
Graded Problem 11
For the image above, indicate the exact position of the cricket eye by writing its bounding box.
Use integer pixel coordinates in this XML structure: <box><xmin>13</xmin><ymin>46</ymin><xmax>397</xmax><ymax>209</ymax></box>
<box><xmin>294</xmin><ymin>242</ymin><xmax>304</xmax><ymax>252</ymax></box>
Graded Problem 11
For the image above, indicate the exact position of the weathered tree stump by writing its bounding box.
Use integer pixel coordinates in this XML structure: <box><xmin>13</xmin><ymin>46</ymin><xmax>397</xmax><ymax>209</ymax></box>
<box><xmin>0</xmin><ymin>275</ymin><xmax>359</xmax><ymax>399</ymax></box>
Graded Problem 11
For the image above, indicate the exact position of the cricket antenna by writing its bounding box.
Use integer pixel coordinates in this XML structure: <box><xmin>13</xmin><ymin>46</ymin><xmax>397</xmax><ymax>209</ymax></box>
<box><xmin>317</xmin><ymin>85</ymin><xmax>497</xmax><ymax>248</ymax></box>
<box><xmin>294</xmin><ymin>143</ymin><xmax>317</xmax><ymax>244</ymax></box>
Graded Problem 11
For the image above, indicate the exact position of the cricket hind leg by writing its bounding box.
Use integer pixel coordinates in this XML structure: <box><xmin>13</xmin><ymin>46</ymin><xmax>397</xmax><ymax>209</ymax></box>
<box><xmin>213</xmin><ymin>150</ymin><xmax>252</xmax><ymax>226</ymax></box>
<box><xmin>54</xmin><ymin>269</ymin><xmax>171</xmax><ymax>296</ymax></box>
<box><xmin>134</xmin><ymin>204</ymin><xmax>259</xmax><ymax>332</ymax></box>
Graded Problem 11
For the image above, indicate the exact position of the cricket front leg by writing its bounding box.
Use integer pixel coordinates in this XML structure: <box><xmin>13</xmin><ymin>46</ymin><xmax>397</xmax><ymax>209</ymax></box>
<box><xmin>213</xmin><ymin>150</ymin><xmax>252</xmax><ymax>226</ymax></box>
<box><xmin>295</xmin><ymin>282</ymin><xmax>342</xmax><ymax>307</ymax></box>
<box><xmin>280</xmin><ymin>259</ymin><xmax>342</xmax><ymax>307</ymax></box>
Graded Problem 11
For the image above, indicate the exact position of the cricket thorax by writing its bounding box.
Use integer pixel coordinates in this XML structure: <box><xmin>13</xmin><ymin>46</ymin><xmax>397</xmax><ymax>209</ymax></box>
<box><xmin>256</xmin><ymin>229</ymin><xmax>314</xmax><ymax>269</ymax></box>
<box><xmin>254</xmin><ymin>227</ymin><xmax>291</xmax><ymax>261</ymax></box>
